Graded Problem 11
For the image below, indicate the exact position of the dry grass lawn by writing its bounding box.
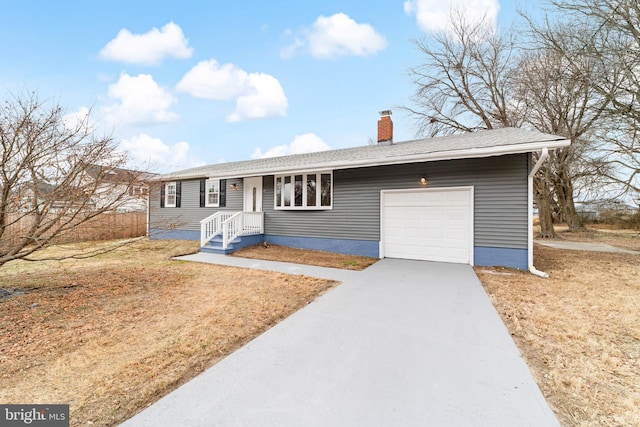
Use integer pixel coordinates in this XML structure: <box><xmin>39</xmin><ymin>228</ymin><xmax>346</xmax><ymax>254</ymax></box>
<box><xmin>233</xmin><ymin>243</ymin><xmax>379</xmax><ymax>270</ymax></box>
<box><xmin>0</xmin><ymin>239</ymin><xmax>336</xmax><ymax>426</ymax></box>
<box><xmin>477</xmin><ymin>227</ymin><xmax>640</xmax><ymax>426</ymax></box>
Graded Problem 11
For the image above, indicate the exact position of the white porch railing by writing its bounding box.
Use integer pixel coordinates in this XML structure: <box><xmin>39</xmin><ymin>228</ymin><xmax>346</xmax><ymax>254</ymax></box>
<box><xmin>200</xmin><ymin>211</ymin><xmax>235</xmax><ymax>247</ymax></box>
<box><xmin>200</xmin><ymin>211</ymin><xmax>264</xmax><ymax>249</ymax></box>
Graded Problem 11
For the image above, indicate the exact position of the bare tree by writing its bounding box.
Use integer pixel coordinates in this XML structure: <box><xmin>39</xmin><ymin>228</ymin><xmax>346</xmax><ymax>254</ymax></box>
<box><xmin>403</xmin><ymin>12</ymin><xmax>581</xmax><ymax>235</ymax></box>
<box><xmin>0</xmin><ymin>91</ymin><xmax>140</xmax><ymax>267</ymax></box>
<box><xmin>404</xmin><ymin>8</ymin><xmax>627</xmax><ymax>236</ymax></box>
<box><xmin>548</xmin><ymin>0</ymin><xmax>640</xmax><ymax>201</ymax></box>
<box><xmin>594</xmin><ymin>122</ymin><xmax>640</xmax><ymax>197</ymax></box>
<box><xmin>551</xmin><ymin>0</ymin><xmax>639</xmax><ymax>117</ymax></box>
<box><xmin>514</xmin><ymin>23</ymin><xmax>613</xmax><ymax>232</ymax></box>
<box><xmin>404</xmin><ymin>12</ymin><xmax>524</xmax><ymax>137</ymax></box>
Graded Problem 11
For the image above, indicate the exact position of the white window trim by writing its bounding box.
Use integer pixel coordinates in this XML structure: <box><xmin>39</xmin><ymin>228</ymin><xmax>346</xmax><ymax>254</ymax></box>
<box><xmin>165</xmin><ymin>182</ymin><xmax>177</xmax><ymax>208</ymax></box>
<box><xmin>205</xmin><ymin>178</ymin><xmax>220</xmax><ymax>207</ymax></box>
<box><xmin>274</xmin><ymin>171</ymin><xmax>333</xmax><ymax>210</ymax></box>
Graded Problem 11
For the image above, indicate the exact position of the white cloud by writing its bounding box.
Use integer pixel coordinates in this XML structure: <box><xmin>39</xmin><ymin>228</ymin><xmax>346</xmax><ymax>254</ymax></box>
<box><xmin>281</xmin><ymin>13</ymin><xmax>387</xmax><ymax>59</ymax></box>
<box><xmin>99</xmin><ymin>22</ymin><xmax>193</xmax><ymax>65</ymax></box>
<box><xmin>404</xmin><ymin>0</ymin><xmax>499</xmax><ymax>33</ymax></box>
<box><xmin>120</xmin><ymin>133</ymin><xmax>203</xmax><ymax>172</ymax></box>
<box><xmin>252</xmin><ymin>133</ymin><xmax>330</xmax><ymax>159</ymax></box>
<box><xmin>227</xmin><ymin>73</ymin><xmax>288</xmax><ymax>122</ymax></box>
<box><xmin>176</xmin><ymin>59</ymin><xmax>288</xmax><ymax>122</ymax></box>
<box><xmin>101</xmin><ymin>73</ymin><xmax>179</xmax><ymax>126</ymax></box>
<box><xmin>62</xmin><ymin>106</ymin><xmax>93</xmax><ymax>131</ymax></box>
<box><xmin>175</xmin><ymin>60</ymin><xmax>250</xmax><ymax>100</ymax></box>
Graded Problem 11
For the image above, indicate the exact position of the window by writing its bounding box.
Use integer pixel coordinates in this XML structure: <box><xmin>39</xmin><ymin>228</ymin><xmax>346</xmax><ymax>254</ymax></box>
<box><xmin>205</xmin><ymin>179</ymin><xmax>220</xmax><ymax>207</ymax></box>
<box><xmin>162</xmin><ymin>181</ymin><xmax>181</xmax><ymax>208</ymax></box>
<box><xmin>274</xmin><ymin>171</ymin><xmax>332</xmax><ymax>210</ymax></box>
<box><xmin>307</xmin><ymin>175</ymin><xmax>316</xmax><ymax>207</ymax></box>
<box><xmin>294</xmin><ymin>175</ymin><xmax>303</xmax><ymax>207</ymax></box>
<box><xmin>283</xmin><ymin>176</ymin><xmax>291</xmax><ymax>207</ymax></box>
<box><xmin>199</xmin><ymin>178</ymin><xmax>226</xmax><ymax>208</ymax></box>
<box><xmin>165</xmin><ymin>182</ymin><xmax>176</xmax><ymax>207</ymax></box>
<box><xmin>321</xmin><ymin>173</ymin><xmax>331</xmax><ymax>206</ymax></box>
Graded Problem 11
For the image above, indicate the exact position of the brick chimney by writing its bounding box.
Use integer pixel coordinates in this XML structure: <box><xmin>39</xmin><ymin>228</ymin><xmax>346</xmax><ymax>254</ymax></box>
<box><xmin>377</xmin><ymin>110</ymin><xmax>393</xmax><ymax>143</ymax></box>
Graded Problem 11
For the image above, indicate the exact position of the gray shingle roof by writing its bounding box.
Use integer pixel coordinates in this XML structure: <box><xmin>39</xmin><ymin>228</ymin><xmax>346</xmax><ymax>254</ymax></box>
<box><xmin>158</xmin><ymin>127</ymin><xmax>570</xmax><ymax>181</ymax></box>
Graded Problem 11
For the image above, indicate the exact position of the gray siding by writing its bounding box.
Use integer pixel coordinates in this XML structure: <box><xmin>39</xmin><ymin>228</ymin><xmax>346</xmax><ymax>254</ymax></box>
<box><xmin>149</xmin><ymin>178</ymin><xmax>244</xmax><ymax>231</ymax></box>
<box><xmin>262</xmin><ymin>154</ymin><xmax>529</xmax><ymax>249</ymax></box>
<box><xmin>150</xmin><ymin>154</ymin><xmax>529</xmax><ymax>249</ymax></box>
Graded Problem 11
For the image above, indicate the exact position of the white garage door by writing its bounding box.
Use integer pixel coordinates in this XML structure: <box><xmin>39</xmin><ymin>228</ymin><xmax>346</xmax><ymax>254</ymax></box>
<box><xmin>381</xmin><ymin>187</ymin><xmax>473</xmax><ymax>264</ymax></box>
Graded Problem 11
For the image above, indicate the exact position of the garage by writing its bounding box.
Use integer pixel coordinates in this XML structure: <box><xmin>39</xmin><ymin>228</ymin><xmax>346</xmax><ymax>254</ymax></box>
<box><xmin>381</xmin><ymin>187</ymin><xmax>474</xmax><ymax>264</ymax></box>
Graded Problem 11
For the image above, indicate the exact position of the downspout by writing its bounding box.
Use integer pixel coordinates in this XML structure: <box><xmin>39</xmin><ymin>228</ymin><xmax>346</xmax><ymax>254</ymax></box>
<box><xmin>528</xmin><ymin>148</ymin><xmax>549</xmax><ymax>278</ymax></box>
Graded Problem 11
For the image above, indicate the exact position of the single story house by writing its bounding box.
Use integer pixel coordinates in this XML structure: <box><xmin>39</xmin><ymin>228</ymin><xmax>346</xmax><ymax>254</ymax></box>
<box><xmin>149</xmin><ymin>115</ymin><xmax>570</xmax><ymax>272</ymax></box>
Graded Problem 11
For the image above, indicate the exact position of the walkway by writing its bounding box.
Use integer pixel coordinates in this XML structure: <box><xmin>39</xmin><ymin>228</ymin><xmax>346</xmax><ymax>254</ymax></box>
<box><xmin>535</xmin><ymin>239</ymin><xmax>640</xmax><ymax>254</ymax></box>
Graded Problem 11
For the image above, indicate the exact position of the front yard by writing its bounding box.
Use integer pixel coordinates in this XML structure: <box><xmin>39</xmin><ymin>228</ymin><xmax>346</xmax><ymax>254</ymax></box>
<box><xmin>0</xmin><ymin>240</ymin><xmax>336</xmax><ymax>426</ymax></box>
<box><xmin>1</xmin><ymin>227</ymin><xmax>638</xmax><ymax>426</ymax></box>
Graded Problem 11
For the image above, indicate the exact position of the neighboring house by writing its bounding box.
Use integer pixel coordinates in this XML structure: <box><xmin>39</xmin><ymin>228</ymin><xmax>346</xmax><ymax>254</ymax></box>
<box><xmin>149</xmin><ymin>115</ymin><xmax>570</xmax><ymax>271</ymax></box>
<box><xmin>20</xmin><ymin>165</ymin><xmax>155</xmax><ymax>213</ymax></box>
<box><xmin>576</xmin><ymin>200</ymin><xmax>639</xmax><ymax>221</ymax></box>
<box><xmin>84</xmin><ymin>164</ymin><xmax>154</xmax><ymax>213</ymax></box>
<box><xmin>19</xmin><ymin>182</ymin><xmax>94</xmax><ymax>213</ymax></box>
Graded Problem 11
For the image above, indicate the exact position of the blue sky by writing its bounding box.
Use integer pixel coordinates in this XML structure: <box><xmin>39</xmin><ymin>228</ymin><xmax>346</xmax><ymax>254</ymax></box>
<box><xmin>1</xmin><ymin>0</ymin><xmax>539</xmax><ymax>173</ymax></box>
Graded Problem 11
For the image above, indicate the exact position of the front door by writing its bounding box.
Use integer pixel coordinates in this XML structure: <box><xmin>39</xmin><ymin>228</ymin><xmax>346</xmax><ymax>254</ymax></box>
<box><xmin>243</xmin><ymin>177</ymin><xmax>263</xmax><ymax>212</ymax></box>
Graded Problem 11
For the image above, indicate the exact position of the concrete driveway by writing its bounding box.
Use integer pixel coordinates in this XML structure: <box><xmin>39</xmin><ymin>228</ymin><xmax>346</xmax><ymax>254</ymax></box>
<box><xmin>121</xmin><ymin>257</ymin><xmax>559</xmax><ymax>427</ymax></box>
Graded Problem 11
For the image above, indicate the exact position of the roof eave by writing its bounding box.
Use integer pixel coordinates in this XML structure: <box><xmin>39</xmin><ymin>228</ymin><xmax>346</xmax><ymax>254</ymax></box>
<box><xmin>156</xmin><ymin>138</ymin><xmax>571</xmax><ymax>181</ymax></box>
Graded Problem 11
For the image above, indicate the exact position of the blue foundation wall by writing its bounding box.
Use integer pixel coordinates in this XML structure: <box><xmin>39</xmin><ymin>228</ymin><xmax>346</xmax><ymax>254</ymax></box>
<box><xmin>474</xmin><ymin>246</ymin><xmax>528</xmax><ymax>270</ymax></box>
<box><xmin>264</xmin><ymin>235</ymin><xmax>379</xmax><ymax>258</ymax></box>
<box><xmin>149</xmin><ymin>228</ymin><xmax>200</xmax><ymax>241</ymax></box>
<box><xmin>151</xmin><ymin>228</ymin><xmax>528</xmax><ymax>269</ymax></box>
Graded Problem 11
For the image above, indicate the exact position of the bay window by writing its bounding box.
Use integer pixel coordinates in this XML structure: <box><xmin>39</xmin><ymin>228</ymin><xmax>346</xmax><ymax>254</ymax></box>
<box><xmin>275</xmin><ymin>171</ymin><xmax>332</xmax><ymax>210</ymax></box>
